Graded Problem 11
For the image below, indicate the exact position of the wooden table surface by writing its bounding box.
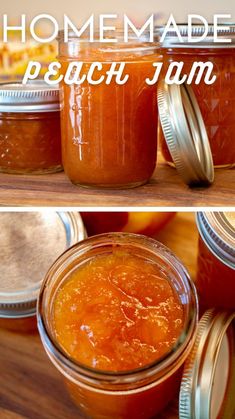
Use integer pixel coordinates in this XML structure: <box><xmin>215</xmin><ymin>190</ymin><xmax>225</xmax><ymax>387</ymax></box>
<box><xmin>0</xmin><ymin>155</ymin><xmax>234</xmax><ymax>207</ymax></box>
<box><xmin>0</xmin><ymin>213</ymin><xmax>197</xmax><ymax>419</ymax></box>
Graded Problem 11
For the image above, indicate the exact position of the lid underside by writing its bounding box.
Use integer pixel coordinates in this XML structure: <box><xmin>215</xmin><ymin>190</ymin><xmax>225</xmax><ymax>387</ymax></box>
<box><xmin>0</xmin><ymin>212</ymin><xmax>85</xmax><ymax>318</ymax></box>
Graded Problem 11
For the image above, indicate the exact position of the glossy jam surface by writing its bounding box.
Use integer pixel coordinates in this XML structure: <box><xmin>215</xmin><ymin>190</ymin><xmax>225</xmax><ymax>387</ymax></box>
<box><xmin>0</xmin><ymin>111</ymin><xmax>62</xmax><ymax>174</ymax></box>
<box><xmin>197</xmin><ymin>237</ymin><xmax>235</xmax><ymax>310</ymax></box>
<box><xmin>59</xmin><ymin>48</ymin><xmax>159</xmax><ymax>188</ymax></box>
<box><xmin>53</xmin><ymin>252</ymin><xmax>184</xmax><ymax>371</ymax></box>
<box><xmin>160</xmin><ymin>48</ymin><xmax>235</xmax><ymax>168</ymax></box>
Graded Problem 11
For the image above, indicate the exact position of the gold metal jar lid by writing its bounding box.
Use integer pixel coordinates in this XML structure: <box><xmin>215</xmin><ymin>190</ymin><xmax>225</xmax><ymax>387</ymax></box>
<box><xmin>179</xmin><ymin>309</ymin><xmax>235</xmax><ymax>418</ymax></box>
<box><xmin>0</xmin><ymin>212</ymin><xmax>86</xmax><ymax>319</ymax></box>
<box><xmin>196</xmin><ymin>212</ymin><xmax>235</xmax><ymax>269</ymax></box>
<box><xmin>157</xmin><ymin>80</ymin><xmax>214</xmax><ymax>186</ymax></box>
<box><xmin>0</xmin><ymin>80</ymin><xmax>60</xmax><ymax>113</ymax></box>
<box><xmin>156</xmin><ymin>23</ymin><xmax>235</xmax><ymax>48</ymax></box>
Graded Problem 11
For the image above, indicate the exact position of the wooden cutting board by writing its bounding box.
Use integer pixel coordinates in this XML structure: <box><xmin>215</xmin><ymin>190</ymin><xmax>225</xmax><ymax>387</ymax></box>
<box><xmin>0</xmin><ymin>155</ymin><xmax>233</xmax><ymax>207</ymax></box>
<box><xmin>0</xmin><ymin>213</ymin><xmax>198</xmax><ymax>419</ymax></box>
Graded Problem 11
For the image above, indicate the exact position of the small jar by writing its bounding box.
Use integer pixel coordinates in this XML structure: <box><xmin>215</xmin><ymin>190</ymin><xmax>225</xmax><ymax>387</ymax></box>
<box><xmin>0</xmin><ymin>211</ymin><xmax>86</xmax><ymax>332</ymax></box>
<box><xmin>157</xmin><ymin>24</ymin><xmax>235</xmax><ymax>168</ymax></box>
<box><xmin>37</xmin><ymin>233</ymin><xmax>198</xmax><ymax>418</ymax></box>
<box><xmin>196</xmin><ymin>212</ymin><xmax>235</xmax><ymax>310</ymax></box>
<box><xmin>0</xmin><ymin>81</ymin><xmax>62</xmax><ymax>174</ymax></box>
<box><xmin>58</xmin><ymin>32</ymin><xmax>160</xmax><ymax>188</ymax></box>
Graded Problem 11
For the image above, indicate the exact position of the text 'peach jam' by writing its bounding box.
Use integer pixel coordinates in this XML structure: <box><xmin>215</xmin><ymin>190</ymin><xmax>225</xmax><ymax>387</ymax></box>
<box><xmin>53</xmin><ymin>252</ymin><xmax>184</xmax><ymax>371</ymax></box>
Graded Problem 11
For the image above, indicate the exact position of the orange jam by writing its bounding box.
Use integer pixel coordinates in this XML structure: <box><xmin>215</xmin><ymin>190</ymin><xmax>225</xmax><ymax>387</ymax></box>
<box><xmin>53</xmin><ymin>252</ymin><xmax>184</xmax><ymax>371</ymax></box>
<box><xmin>38</xmin><ymin>234</ymin><xmax>198</xmax><ymax>419</ymax></box>
<box><xmin>196</xmin><ymin>237</ymin><xmax>235</xmax><ymax>310</ymax></box>
<box><xmin>58</xmin><ymin>40</ymin><xmax>159</xmax><ymax>188</ymax></box>
<box><xmin>160</xmin><ymin>48</ymin><xmax>235</xmax><ymax>168</ymax></box>
<box><xmin>0</xmin><ymin>111</ymin><xmax>62</xmax><ymax>174</ymax></box>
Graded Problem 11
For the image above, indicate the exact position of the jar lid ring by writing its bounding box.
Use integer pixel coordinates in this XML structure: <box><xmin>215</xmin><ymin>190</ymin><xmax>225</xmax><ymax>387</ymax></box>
<box><xmin>157</xmin><ymin>80</ymin><xmax>214</xmax><ymax>186</ymax></box>
<box><xmin>0</xmin><ymin>81</ymin><xmax>60</xmax><ymax>113</ymax></box>
<box><xmin>155</xmin><ymin>23</ymin><xmax>235</xmax><ymax>48</ymax></box>
<box><xmin>179</xmin><ymin>309</ymin><xmax>235</xmax><ymax>418</ymax></box>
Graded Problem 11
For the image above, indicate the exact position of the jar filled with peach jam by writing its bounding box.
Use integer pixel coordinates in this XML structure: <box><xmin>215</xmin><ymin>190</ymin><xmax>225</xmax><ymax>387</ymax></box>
<box><xmin>157</xmin><ymin>24</ymin><xmax>235</xmax><ymax>168</ymax></box>
<box><xmin>196</xmin><ymin>212</ymin><xmax>235</xmax><ymax>310</ymax></box>
<box><xmin>57</xmin><ymin>32</ymin><xmax>160</xmax><ymax>188</ymax></box>
<box><xmin>0</xmin><ymin>212</ymin><xmax>86</xmax><ymax>333</ymax></box>
<box><xmin>38</xmin><ymin>233</ymin><xmax>198</xmax><ymax>418</ymax></box>
<box><xmin>0</xmin><ymin>81</ymin><xmax>62</xmax><ymax>174</ymax></box>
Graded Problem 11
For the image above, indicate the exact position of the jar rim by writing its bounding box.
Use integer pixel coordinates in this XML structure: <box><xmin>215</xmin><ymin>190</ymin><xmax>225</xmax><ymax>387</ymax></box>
<box><xmin>156</xmin><ymin>22</ymin><xmax>235</xmax><ymax>48</ymax></box>
<box><xmin>37</xmin><ymin>232</ymin><xmax>198</xmax><ymax>388</ymax></box>
<box><xmin>58</xmin><ymin>28</ymin><xmax>153</xmax><ymax>42</ymax></box>
<box><xmin>57</xmin><ymin>29</ymin><xmax>159</xmax><ymax>56</ymax></box>
<box><xmin>196</xmin><ymin>212</ymin><xmax>235</xmax><ymax>269</ymax></box>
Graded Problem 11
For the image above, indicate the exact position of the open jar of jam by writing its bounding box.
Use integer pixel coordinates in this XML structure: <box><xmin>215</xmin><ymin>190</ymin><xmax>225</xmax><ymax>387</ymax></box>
<box><xmin>0</xmin><ymin>81</ymin><xmax>62</xmax><ymax>174</ymax></box>
<box><xmin>196</xmin><ymin>212</ymin><xmax>235</xmax><ymax>310</ymax></box>
<box><xmin>38</xmin><ymin>232</ymin><xmax>198</xmax><ymax>418</ymax></box>
<box><xmin>58</xmin><ymin>32</ymin><xmax>160</xmax><ymax>188</ymax></box>
<box><xmin>0</xmin><ymin>211</ymin><xmax>86</xmax><ymax>332</ymax></box>
<box><xmin>157</xmin><ymin>24</ymin><xmax>235</xmax><ymax>168</ymax></box>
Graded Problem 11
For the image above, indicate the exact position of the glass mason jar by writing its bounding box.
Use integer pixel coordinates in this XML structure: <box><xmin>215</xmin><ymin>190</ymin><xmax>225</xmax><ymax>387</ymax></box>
<box><xmin>196</xmin><ymin>212</ymin><xmax>235</xmax><ymax>310</ymax></box>
<box><xmin>37</xmin><ymin>233</ymin><xmax>198</xmax><ymax>419</ymax></box>
<box><xmin>57</xmin><ymin>32</ymin><xmax>160</xmax><ymax>188</ymax></box>
<box><xmin>0</xmin><ymin>81</ymin><xmax>62</xmax><ymax>174</ymax></box>
<box><xmin>157</xmin><ymin>24</ymin><xmax>235</xmax><ymax>168</ymax></box>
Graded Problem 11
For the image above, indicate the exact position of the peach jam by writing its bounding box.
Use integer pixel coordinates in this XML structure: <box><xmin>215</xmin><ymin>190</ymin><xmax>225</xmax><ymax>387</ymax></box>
<box><xmin>196</xmin><ymin>212</ymin><xmax>235</xmax><ymax>310</ymax></box>
<box><xmin>157</xmin><ymin>24</ymin><xmax>235</xmax><ymax>168</ymax></box>
<box><xmin>0</xmin><ymin>81</ymin><xmax>62</xmax><ymax>174</ymax></box>
<box><xmin>58</xmin><ymin>33</ymin><xmax>160</xmax><ymax>188</ymax></box>
<box><xmin>38</xmin><ymin>233</ymin><xmax>198</xmax><ymax>418</ymax></box>
<box><xmin>53</xmin><ymin>253</ymin><xmax>184</xmax><ymax>371</ymax></box>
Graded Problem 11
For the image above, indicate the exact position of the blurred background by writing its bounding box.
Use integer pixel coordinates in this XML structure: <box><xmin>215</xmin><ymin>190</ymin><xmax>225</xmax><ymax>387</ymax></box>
<box><xmin>2</xmin><ymin>0</ymin><xmax>235</xmax><ymax>24</ymax></box>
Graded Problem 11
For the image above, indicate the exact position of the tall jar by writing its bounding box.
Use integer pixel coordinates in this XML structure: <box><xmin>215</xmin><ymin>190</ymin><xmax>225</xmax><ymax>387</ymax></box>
<box><xmin>37</xmin><ymin>233</ymin><xmax>198</xmax><ymax>419</ymax></box>
<box><xmin>57</xmin><ymin>33</ymin><xmax>160</xmax><ymax>188</ymax></box>
<box><xmin>157</xmin><ymin>24</ymin><xmax>235</xmax><ymax>168</ymax></box>
<box><xmin>196</xmin><ymin>212</ymin><xmax>235</xmax><ymax>310</ymax></box>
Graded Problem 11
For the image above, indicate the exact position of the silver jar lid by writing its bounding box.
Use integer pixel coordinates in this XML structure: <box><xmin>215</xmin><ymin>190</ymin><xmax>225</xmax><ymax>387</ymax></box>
<box><xmin>179</xmin><ymin>309</ymin><xmax>235</xmax><ymax>418</ymax></box>
<box><xmin>196</xmin><ymin>212</ymin><xmax>235</xmax><ymax>269</ymax></box>
<box><xmin>0</xmin><ymin>80</ymin><xmax>60</xmax><ymax>113</ymax></box>
<box><xmin>156</xmin><ymin>23</ymin><xmax>235</xmax><ymax>48</ymax></box>
<box><xmin>0</xmin><ymin>212</ymin><xmax>86</xmax><ymax>319</ymax></box>
<box><xmin>157</xmin><ymin>80</ymin><xmax>214</xmax><ymax>186</ymax></box>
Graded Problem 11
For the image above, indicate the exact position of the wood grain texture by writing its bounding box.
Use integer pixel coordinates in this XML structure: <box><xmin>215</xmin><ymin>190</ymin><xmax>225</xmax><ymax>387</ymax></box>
<box><xmin>0</xmin><ymin>155</ymin><xmax>234</xmax><ymax>207</ymax></box>
<box><xmin>0</xmin><ymin>214</ymin><xmax>198</xmax><ymax>419</ymax></box>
